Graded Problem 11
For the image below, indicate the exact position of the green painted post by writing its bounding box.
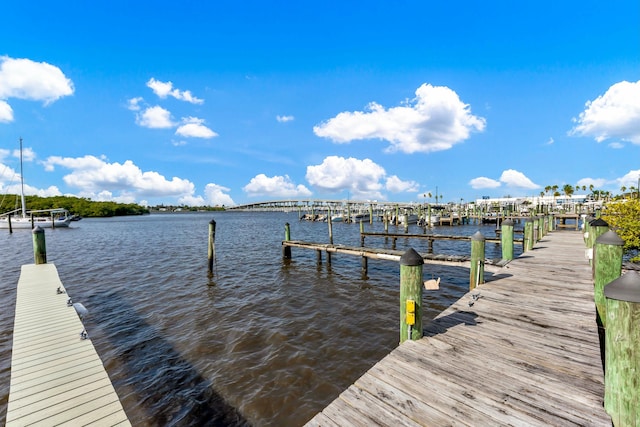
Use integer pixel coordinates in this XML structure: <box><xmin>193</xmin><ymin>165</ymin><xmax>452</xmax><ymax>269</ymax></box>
<box><xmin>399</xmin><ymin>248</ymin><xmax>423</xmax><ymax>343</ymax></box>
<box><xmin>283</xmin><ymin>222</ymin><xmax>291</xmax><ymax>259</ymax></box>
<box><xmin>360</xmin><ymin>220</ymin><xmax>364</xmax><ymax>246</ymax></box>
<box><xmin>603</xmin><ymin>272</ymin><xmax>640</xmax><ymax>424</ymax></box>
<box><xmin>587</xmin><ymin>218</ymin><xmax>609</xmax><ymax>265</ymax></box>
<box><xmin>470</xmin><ymin>231</ymin><xmax>485</xmax><ymax>290</ymax></box>
<box><xmin>593</xmin><ymin>230</ymin><xmax>624</xmax><ymax>327</ymax></box>
<box><xmin>32</xmin><ymin>226</ymin><xmax>46</xmax><ymax>264</ymax></box>
<box><xmin>501</xmin><ymin>219</ymin><xmax>514</xmax><ymax>261</ymax></box>
<box><xmin>524</xmin><ymin>219</ymin><xmax>534</xmax><ymax>252</ymax></box>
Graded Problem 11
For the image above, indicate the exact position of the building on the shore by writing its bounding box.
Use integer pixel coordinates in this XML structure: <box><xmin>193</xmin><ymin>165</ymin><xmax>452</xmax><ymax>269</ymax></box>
<box><xmin>473</xmin><ymin>194</ymin><xmax>602</xmax><ymax>213</ymax></box>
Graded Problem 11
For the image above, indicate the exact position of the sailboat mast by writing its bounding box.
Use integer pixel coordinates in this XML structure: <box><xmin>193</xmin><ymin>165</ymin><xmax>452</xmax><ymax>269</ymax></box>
<box><xmin>19</xmin><ymin>137</ymin><xmax>26</xmax><ymax>218</ymax></box>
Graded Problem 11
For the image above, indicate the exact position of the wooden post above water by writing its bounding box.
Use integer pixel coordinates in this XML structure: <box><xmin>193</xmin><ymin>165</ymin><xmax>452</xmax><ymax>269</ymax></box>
<box><xmin>399</xmin><ymin>248</ymin><xmax>423</xmax><ymax>343</ymax></box>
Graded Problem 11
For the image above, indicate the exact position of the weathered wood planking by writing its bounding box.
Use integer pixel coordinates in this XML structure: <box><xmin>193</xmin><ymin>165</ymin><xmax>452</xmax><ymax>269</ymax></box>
<box><xmin>6</xmin><ymin>263</ymin><xmax>130</xmax><ymax>426</ymax></box>
<box><xmin>305</xmin><ymin>231</ymin><xmax>610</xmax><ymax>426</ymax></box>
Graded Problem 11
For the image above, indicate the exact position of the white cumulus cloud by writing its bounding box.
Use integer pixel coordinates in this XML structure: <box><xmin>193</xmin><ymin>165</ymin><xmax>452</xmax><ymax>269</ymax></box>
<box><xmin>469</xmin><ymin>170</ymin><xmax>539</xmax><ymax>191</ymax></box>
<box><xmin>305</xmin><ymin>156</ymin><xmax>387</xmax><ymax>199</ymax></box>
<box><xmin>147</xmin><ymin>78</ymin><xmax>204</xmax><ymax>104</ymax></box>
<box><xmin>499</xmin><ymin>169</ymin><xmax>540</xmax><ymax>189</ymax></box>
<box><xmin>243</xmin><ymin>174</ymin><xmax>312</xmax><ymax>198</ymax></box>
<box><xmin>203</xmin><ymin>183</ymin><xmax>236</xmax><ymax>206</ymax></box>
<box><xmin>136</xmin><ymin>105</ymin><xmax>175</xmax><ymax>129</ymax></box>
<box><xmin>385</xmin><ymin>175</ymin><xmax>419</xmax><ymax>192</ymax></box>
<box><xmin>0</xmin><ymin>100</ymin><xmax>13</xmax><ymax>122</ymax></box>
<box><xmin>0</xmin><ymin>56</ymin><xmax>74</xmax><ymax>105</ymax></box>
<box><xmin>43</xmin><ymin>155</ymin><xmax>195</xmax><ymax>199</ymax></box>
<box><xmin>0</xmin><ymin>56</ymin><xmax>74</xmax><ymax>122</ymax></box>
<box><xmin>313</xmin><ymin>83</ymin><xmax>486</xmax><ymax>154</ymax></box>
<box><xmin>469</xmin><ymin>177</ymin><xmax>501</xmax><ymax>189</ymax></box>
<box><xmin>570</xmin><ymin>80</ymin><xmax>640</xmax><ymax>144</ymax></box>
<box><xmin>175</xmin><ymin>117</ymin><xmax>218</xmax><ymax>139</ymax></box>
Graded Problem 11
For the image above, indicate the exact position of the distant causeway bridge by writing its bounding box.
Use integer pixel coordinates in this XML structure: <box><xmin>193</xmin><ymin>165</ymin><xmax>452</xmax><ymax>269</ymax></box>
<box><xmin>226</xmin><ymin>199</ymin><xmax>415</xmax><ymax>212</ymax></box>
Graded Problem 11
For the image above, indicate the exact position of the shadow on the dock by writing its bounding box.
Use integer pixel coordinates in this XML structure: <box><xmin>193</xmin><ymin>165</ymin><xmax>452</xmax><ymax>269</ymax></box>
<box><xmin>423</xmin><ymin>310</ymin><xmax>478</xmax><ymax>337</ymax></box>
<box><xmin>85</xmin><ymin>291</ymin><xmax>249</xmax><ymax>427</ymax></box>
<box><xmin>486</xmin><ymin>272</ymin><xmax>514</xmax><ymax>282</ymax></box>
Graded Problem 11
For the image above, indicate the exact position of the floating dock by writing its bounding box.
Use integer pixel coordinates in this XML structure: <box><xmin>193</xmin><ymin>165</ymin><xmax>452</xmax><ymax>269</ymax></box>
<box><xmin>6</xmin><ymin>263</ymin><xmax>130</xmax><ymax>426</ymax></box>
<box><xmin>305</xmin><ymin>231</ymin><xmax>610</xmax><ymax>426</ymax></box>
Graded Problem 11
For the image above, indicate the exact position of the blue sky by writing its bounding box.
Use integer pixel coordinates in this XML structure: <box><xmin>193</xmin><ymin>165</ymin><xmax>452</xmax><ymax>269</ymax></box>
<box><xmin>1</xmin><ymin>1</ymin><xmax>639</xmax><ymax>207</ymax></box>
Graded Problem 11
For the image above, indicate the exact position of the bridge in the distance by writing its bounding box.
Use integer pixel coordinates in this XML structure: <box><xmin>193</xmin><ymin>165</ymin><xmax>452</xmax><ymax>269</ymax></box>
<box><xmin>226</xmin><ymin>199</ymin><xmax>424</xmax><ymax>212</ymax></box>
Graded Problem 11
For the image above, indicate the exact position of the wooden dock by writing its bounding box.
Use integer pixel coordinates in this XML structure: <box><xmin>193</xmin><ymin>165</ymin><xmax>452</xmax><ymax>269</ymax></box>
<box><xmin>282</xmin><ymin>240</ymin><xmax>509</xmax><ymax>271</ymax></box>
<box><xmin>305</xmin><ymin>230</ymin><xmax>611</xmax><ymax>426</ymax></box>
<box><xmin>6</xmin><ymin>263</ymin><xmax>130</xmax><ymax>426</ymax></box>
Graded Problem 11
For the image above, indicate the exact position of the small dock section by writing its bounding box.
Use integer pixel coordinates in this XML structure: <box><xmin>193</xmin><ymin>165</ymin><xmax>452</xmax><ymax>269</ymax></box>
<box><xmin>305</xmin><ymin>231</ymin><xmax>610</xmax><ymax>426</ymax></box>
<box><xmin>6</xmin><ymin>263</ymin><xmax>130</xmax><ymax>426</ymax></box>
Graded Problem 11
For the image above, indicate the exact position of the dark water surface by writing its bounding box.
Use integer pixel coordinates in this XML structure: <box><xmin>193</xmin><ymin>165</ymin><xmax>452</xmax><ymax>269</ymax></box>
<box><xmin>0</xmin><ymin>212</ymin><xmax>517</xmax><ymax>426</ymax></box>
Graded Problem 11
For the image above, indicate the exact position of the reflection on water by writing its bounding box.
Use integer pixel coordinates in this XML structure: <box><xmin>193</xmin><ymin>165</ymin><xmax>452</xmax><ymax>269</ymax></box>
<box><xmin>0</xmin><ymin>212</ymin><xmax>518</xmax><ymax>426</ymax></box>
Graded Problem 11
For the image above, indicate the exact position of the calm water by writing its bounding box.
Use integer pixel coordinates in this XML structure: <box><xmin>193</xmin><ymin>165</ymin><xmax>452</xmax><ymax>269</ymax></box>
<box><xmin>0</xmin><ymin>212</ymin><xmax>516</xmax><ymax>426</ymax></box>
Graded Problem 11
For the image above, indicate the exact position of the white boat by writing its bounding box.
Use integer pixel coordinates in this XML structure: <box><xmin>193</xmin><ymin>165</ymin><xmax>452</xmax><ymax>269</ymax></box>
<box><xmin>350</xmin><ymin>212</ymin><xmax>370</xmax><ymax>222</ymax></box>
<box><xmin>0</xmin><ymin>139</ymin><xmax>72</xmax><ymax>230</ymax></box>
<box><xmin>417</xmin><ymin>215</ymin><xmax>441</xmax><ymax>227</ymax></box>
<box><xmin>398</xmin><ymin>213</ymin><xmax>418</xmax><ymax>225</ymax></box>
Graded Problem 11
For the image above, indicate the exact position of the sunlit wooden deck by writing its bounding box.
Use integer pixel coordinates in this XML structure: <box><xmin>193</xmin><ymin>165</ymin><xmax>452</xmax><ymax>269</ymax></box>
<box><xmin>305</xmin><ymin>231</ymin><xmax>611</xmax><ymax>426</ymax></box>
<box><xmin>6</xmin><ymin>263</ymin><xmax>130</xmax><ymax>426</ymax></box>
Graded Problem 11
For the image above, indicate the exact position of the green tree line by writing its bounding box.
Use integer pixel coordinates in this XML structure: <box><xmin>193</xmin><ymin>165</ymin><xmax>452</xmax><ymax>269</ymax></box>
<box><xmin>0</xmin><ymin>194</ymin><xmax>149</xmax><ymax>217</ymax></box>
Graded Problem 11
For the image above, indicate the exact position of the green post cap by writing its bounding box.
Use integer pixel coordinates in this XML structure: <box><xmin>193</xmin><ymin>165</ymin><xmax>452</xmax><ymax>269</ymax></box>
<box><xmin>502</xmin><ymin>219</ymin><xmax>514</xmax><ymax>226</ymax></box>
<box><xmin>590</xmin><ymin>218</ymin><xmax>608</xmax><ymax>227</ymax></box>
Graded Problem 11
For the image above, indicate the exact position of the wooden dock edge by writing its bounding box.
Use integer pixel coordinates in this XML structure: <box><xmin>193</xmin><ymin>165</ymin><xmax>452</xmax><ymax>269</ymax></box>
<box><xmin>6</xmin><ymin>263</ymin><xmax>130</xmax><ymax>426</ymax></box>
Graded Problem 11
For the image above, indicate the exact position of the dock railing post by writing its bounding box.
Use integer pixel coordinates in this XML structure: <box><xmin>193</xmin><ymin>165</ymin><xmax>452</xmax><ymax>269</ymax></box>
<box><xmin>603</xmin><ymin>272</ymin><xmax>640</xmax><ymax>424</ymax></box>
<box><xmin>593</xmin><ymin>230</ymin><xmax>624</xmax><ymax>328</ymax></box>
<box><xmin>470</xmin><ymin>231</ymin><xmax>485</xmax><ymax>290</ymax></box>
<box><xmin>501</xmin><ymin>219</ymin><xmax>514</xmax><ymax>261</ymax></box>
<box><xmin>524</xmin><ymin>219</ymin><xmax>533</xmax><ymax>252</ymax></box>
<box><xmin>587</xmin><ymin>218</ymin><xmax>609</xmax><ymax>265</ymax></box>
<box><xmin>283</xmin><ymin>222</ymin><xmax>291</xmax><ymax>259</ymax></box>
<box><xmin>400</xmin><ymin>248</ymin><xmax>423</xmax><ymax>343</ymax></box>
<box><xmin>32</xmin><ymin>226</ymin><xmax>46</xmax><ymax>265</ymax></box>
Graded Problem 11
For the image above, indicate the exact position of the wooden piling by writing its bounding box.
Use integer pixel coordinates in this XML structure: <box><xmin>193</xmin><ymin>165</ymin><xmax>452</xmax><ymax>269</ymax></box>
<box><xmin>470</xmin><ymin>231</ymin><xmax>485</xmax><ymax>290</ymax></box>
<box><xmin>32</xmin><ymin>226</ymin><xmax>46</xmax><ymax>265</ymax></box>
<box><xmin>524</xmin><ymin>219</ymin><xmax>534</xmax><ymax>252</ymax></box>
<box><xmin>399</xmin><ymin>248</ymin><xmax>423</xmax><ymax>343</ymax></box>
<box><xmin>283</xmin><ymin>222</ymin><xmax>292</xmax><ymax>259</ymax></box>
<box><xmin>593</xmin><ymin>230</ymin><xmax>624</xmax><ymax>327</ymax></box>
<box><xmin>8</xmin><ymin>213</ymin><xmax>12</xmax><ymax>233</ymax></box>
<box><xmin>501</xmin><ymin>219</ymin><xmax>514</xmax><ymax>261</ymax></box>
<box><xmin>603</xmin><ymin>272</ymin><xmax>640</xmax><ymax>424</ymax></box>
<box><xmin>587</xmin><ymin>218</ymin><xmax>609</xmax><ymax>265</ymax></box>
<box><xmin>208</xmin><ymin>219</ymin><xmax>216</xmax><ymax>273</ymax></box>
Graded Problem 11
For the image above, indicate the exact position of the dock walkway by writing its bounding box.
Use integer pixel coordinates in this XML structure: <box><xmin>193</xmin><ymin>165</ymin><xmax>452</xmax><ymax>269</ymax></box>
<box><xmin>305</xmin><ymin>231</ymin><xmax>610</xmax><ymax>426</ymax></box>
<box><xmin>6</xmin><ymin>263</ymin><xmax>130</xmax><ymax>426</ymax></box>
